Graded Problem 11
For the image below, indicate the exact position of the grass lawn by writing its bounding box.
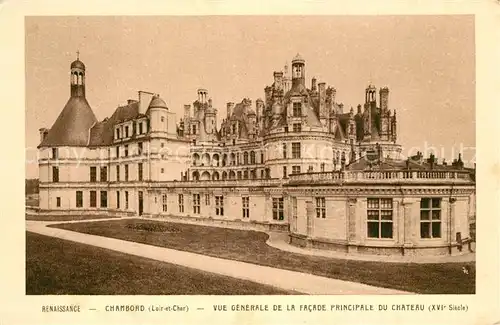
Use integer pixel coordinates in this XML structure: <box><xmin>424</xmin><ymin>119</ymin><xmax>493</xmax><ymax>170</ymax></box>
<box><xmin>26</xmin><ymin>215</ymin><xmax>121</xmax><ymax>221</ymax></box>
<box><xmin>26</xmin><ymin>232</ymin><xmax>293</xmax><ymax>295</ymax></box>
<box><xmin>50</xmin><ymin>219</ymin><xmax>476</xmax><ymax>294</ymax></box>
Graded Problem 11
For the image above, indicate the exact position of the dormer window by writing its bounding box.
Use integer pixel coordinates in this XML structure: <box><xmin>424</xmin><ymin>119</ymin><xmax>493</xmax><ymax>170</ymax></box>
<box><xmin>125</xmin><ymin>126</ymin><xmax>129</xmax><ymax>138</ymax></box>
<box><xmin>52</xmin><ymin>148</ymin><xmax>58</xmax><ymax>159</ymax></box>
<box><xmin>139</xmin><ymin>122</ymin><xmax>143</xmax><ymax>134</ymax></box>
<box><xmin>293</xmin><ymin>102</ymin><xmax>302</xmax><ymax>117</ymax></box>
<box><xmin>116</xmin><ymin>128</ymin><xmax>120</xmax><ymax>139</ymax></box>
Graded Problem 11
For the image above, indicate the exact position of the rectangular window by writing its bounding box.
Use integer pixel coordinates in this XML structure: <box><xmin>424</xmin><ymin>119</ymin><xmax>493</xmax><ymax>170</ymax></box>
<box><xmin>90</xmin><ymin>191</ymin><xmax>97</xmax><ymax>208</ymax></box>
<box><xmin>215</xmin><ymin>195</ymin><xmax>224</xmax><ymax>216</ymax></box>
<box><xmin>420</xmin><ymin>198</ymin><xmax>442</xmax><ymax>238</ymax></box>
<box><xmin>125</xmin><ymin>164</ymin><xmax>129</xmax><ymax>181</ymax></box>
<box><xmin>56</xmin><ymin>197</ymin><xmax>61</xmax><ymax>207</ymax></box>
<box><xmin>116</xmin><ymin>146</ymin><xmax>119</xmax><ymax>158</ymax></box>
<box><xmin>261</xmin><ymin>153</ymin><xmax>264</xmax><ymax>164</ymax></box>
<box><xmin>116</xmin><ymin>191</ymin><xmax>120</xmax><ymax>209</ymax></box>
<box><xmin>283</xmin><ymin>166</ymin><xmax>288</xmax><ymax>178</ymax></box>
<box><xmin>100</xmin><ymin>191</ymin><xmax>107</xmax><ymax>208</ymax></box>
<box><xmin>116</xmin><ymin>165</ymin><xmax>120</xmax><ymax>181</ymax></box>
<box><xmin>293</xmin><ymin>102</ymin><xmax>302</xmax><ymax>117</ymax></box>
<box><xmin>52</xmin><ymin>148</ymin><xmax>58</xmax><ymax>159</ymax></box>
<box><xmin>367</xmin><ymin>198</ymin><xmax>393</xmax><ymax>239</ymax></box>
<box><xmin>76</xmin><ymin>191</ymin><xmax>83</xmax><ymax>208</ymax></box>
<box><xmin>237</xmin><ymin>171</ymin><xmax>242</xmax><ymax>179</ymax></box>
<box><xmin>138</xmin><ymin>163</ymin><xmax>143</xmax><ymax>181</ymax></box>
<box><xmin>160</xmin><ymin>194</ymin><xmax>167</xmax><ymax>212</ymax></box>
<box><xmin>282</xmin><ymin>143</ymin><xmax>287</xmax><ymax>158</ymax></box>
<box><xmin>261</xmin><ymin>170</ymin><xmax>265</xmax><ymax>179</ymax></box>
<box><xmin>125</xmin><ymin>126</ymin><xmax>129</xmax><ymax>138</ymax></box>
<box><xmin>293</xmin><ymin>123</ymin><xmax>301</xmax><ymax>132</ymax></box>
<box><xmin>125</xmin><ymin>191</ymin><xmax>129</xmax><ymax>209</ymax></box>
<box><xmin>292</xmin><ymin>142</ymin><xmax>301</xmax><ymax>158</ymax></box>
<box><xmin>205</xmin><ymin>194</ymin><xmax>210</xmax><ymax>205</ymax></box>
<box><xmin>192</xmin><ymin>125</ymin><xmax>197</xmax><ymax>135</ymax></box>
<box><xmin>272</xmin><ymin>198</ymin><xmax>284</xmax><ymax>220</ymax></box>
<box><xmin>138</xmin><ymin>142</ymin><xmax>143</xmax><ymax>155</ymax></box>
<box><xmin>292</xmin><ymin>197</ymin><xmax>298</xmax><ymax>232</ymax></box>
<box><xmin>100</xmin><ymin>166</ymin><xmax>107</xmax><ymax>182</ymax></box>
<box><xmin>321</xmin><ymin>163</ymin><xmax>325</xmax><ymax>172</ymax></box>
<box><xmin>242</xmin><ymin>196</ymin><xmax>250</xmax><ymax>219</ymax></box>
<box><xmin>90</xmin><ymin>166</ymin><xmax>97</xmax><ymax>182</ymax></box>
<box><xmin>315</xmin><ymin>197</ymin><xmax>326</xmax><ymax>218</ymax></box>
<box><xmin>178</xmin><ymin>194</ymin><xmax>184</xmax><ymax>213</ymax></box>
<box><xmin>52</xmin><ymin>166</ymin><xmax>59</xmax><ymax>182</ymax></box>
<box><xmin>292</xmin><ymin>166</ymin><xmax>301</xmax><ymax>174</ymax></box>
<box><xmin>116</xmin><ymin>128</ymin><xmax>120</xmax><ymax>139</ymax></box>
<box><xmin>139</xmin><ymin>122</ymin><xmax>143</xmax><ymax>134</ymax></box>
<box><xmin>193</xmin><ymin>194</ymin><xmax>201</xmax><ymax>214</ymax></box>
<box><xmin>124</xmin><ymin>145</ymin><xmax>129</xmax><ymax>157</ymax></box>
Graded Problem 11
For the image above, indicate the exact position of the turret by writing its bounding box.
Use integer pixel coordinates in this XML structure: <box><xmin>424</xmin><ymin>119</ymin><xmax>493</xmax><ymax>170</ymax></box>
<box><xmin>70</xmin><ymin>51</ymin><xmax>86</xmax><ymax>97</ymax></box>
<box><xmin>291</xmin><ymin>53</ymin><xmax>305</xmax><ymax>87</ymax></box>
<box><xmin>197</xmin><ymin>88</ymin><xmax>208</xmax><ymax>104</ymax></box>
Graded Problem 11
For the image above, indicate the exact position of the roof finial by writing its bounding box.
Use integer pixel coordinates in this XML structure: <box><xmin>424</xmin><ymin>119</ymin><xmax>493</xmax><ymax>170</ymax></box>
<box><xmin>76</xmin><ymin>50</ymin><xmax>80</xmax><ymax>60</ymax></box>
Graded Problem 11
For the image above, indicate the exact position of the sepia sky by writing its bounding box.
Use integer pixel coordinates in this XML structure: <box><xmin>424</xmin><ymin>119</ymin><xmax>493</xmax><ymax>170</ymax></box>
<box><xmin>25</xmin><ymin>15</ymin><xmax>475</xmax><ymax>178</ymax></box>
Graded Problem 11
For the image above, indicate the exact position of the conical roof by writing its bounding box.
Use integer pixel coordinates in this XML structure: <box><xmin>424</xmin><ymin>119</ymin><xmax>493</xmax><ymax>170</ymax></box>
<box><xmin>39</xmin><ymin>96</ymin><xmax>98</xmax><ymax>147</ymax></box>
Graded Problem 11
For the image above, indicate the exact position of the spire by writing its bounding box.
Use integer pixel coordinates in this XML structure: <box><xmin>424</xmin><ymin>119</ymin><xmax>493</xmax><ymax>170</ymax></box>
<box><xmin>76</xmin><ymin>49</ymin><xmax>80</xmax><ymax>60</ymax></box>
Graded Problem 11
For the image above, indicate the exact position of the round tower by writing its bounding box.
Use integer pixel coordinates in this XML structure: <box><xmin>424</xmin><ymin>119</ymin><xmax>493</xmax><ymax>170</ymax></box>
<box><xmin>70</xmin><ymin>51</ymin><xmax>86</xmax><ymax>97</ymax></box>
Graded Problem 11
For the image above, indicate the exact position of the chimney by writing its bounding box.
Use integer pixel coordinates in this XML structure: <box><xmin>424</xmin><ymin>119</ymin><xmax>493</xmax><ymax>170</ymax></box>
<box><xmin>184</xmin><ymin>104</ymin><xmax>191</xmax><ymax>119</ymax></box>
<box><xmin>428</xmin><ymin>153</ymin><xmax>436</xmax><ymax>169</ymax></box>
<box><xmin>138</xmin><ymin>90</ymin><xmax>155</xmax><ymax>115</ymax></box>
<box><xmin>311</xmin><ymin>77</ymin><xmax>317</xmax><ymax>92</ymax></box>
<box><xmin>380</xmin><ymin>87</ymin><xmax>389</xmax><ymax>112</ymax></box>
<box><xmin>227</xmin><ymin>102</ymin><xmax>235</xmax><ymax>118</ymax></box>
<box><xmin>318</xmin><ymin>82</ymin><xmax>326</xmax><ymax>115</ymax></box>
<box><xmin>273</xmin><ymin>71</ymin><xmax>284</xmax><ymax>89</ymax></box>
<box><xmin>39</xmin><ymin>128</ymin><xmax>49</xmax><ymax>143</ymax></box>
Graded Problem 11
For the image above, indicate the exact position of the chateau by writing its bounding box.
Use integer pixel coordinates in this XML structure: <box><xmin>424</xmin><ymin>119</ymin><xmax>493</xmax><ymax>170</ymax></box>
<box><xmin>36</xmin><ymin>54</ymin><xmax>476</xmax><ymax>256</ymax></box>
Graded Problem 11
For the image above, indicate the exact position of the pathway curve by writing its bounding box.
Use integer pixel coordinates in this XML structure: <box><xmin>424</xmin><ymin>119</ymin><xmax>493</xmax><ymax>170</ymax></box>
<box><xmin>26</xmin><ymin>220</ymin><xmax>409</xmax><ymax>295</ymax></box>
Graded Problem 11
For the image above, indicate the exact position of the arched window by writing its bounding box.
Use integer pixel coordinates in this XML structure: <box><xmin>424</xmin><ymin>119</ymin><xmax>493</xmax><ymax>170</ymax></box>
<box><xmin>192</xmin><ymin>153</ymin><xmax>200</xmax><ymax>166</ymax></box>
<box><xmin>250</xmin><ymin>151</ymin><xmax>256</xmax><ymax>164</ymax></box>
<box><xmin>192</xmin><ymin>171</ymin><xmax>200</xmax><ymax>181</ymax></box>
<box><xmin>243</xmin><ymin>152</ymin><xmax>249</xmax><ymax>165</ymax></box>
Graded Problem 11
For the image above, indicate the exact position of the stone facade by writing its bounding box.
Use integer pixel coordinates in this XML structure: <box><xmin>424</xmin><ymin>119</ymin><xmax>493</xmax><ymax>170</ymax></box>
<box><xmin>36</xmin><ymin>54</ymin><xmax>476</xmax><ymax>256</ymax></box>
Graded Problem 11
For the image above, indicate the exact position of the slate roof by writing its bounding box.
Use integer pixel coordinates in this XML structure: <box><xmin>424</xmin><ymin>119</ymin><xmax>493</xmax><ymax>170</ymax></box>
<box><xmin>38</xmin><ymin>96</ymin><xmax>98</xmax><ymax>147</ymax></box>
<box><xmin>88</xmin><ymin>101</ymin><xmax>143</xmax><ymax>147</ymax></box>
